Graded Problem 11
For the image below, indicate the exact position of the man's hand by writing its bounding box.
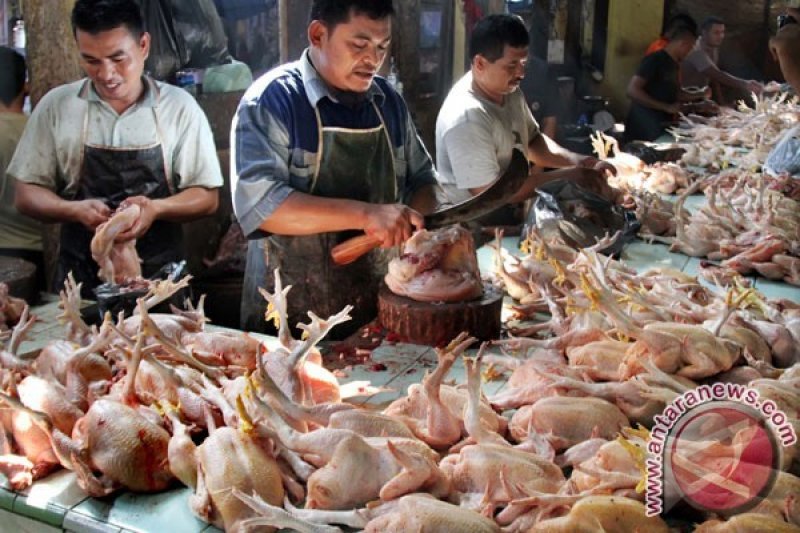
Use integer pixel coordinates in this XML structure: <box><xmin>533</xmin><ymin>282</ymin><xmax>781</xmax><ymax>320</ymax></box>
<box><xmin>745</xmin><ymin>80</ymin><xmax>764</xmax><ymax>94</ymax></box>
<box><xmin>116</xmin><ymin>196</ymin><xmax>159</xmax><ymax>241</ymax></box>
<box><xmin>74</xmin><ymin>199</ymin><xmax>111</xmax><ymax>230</ymax></box>
<box><xmin>579</xmin><ymin>156</ymin><xmax>618</xmax><ymax>177</ymax></box>
<box><xmin>363</xmin><ymin>203</ymin><xmax>424</xmax><ymax>248</ymax></box>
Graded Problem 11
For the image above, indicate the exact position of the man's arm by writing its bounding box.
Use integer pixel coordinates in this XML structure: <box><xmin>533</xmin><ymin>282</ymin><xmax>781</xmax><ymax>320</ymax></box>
<box><xmin>540</xmin><ymin>116</ymin><xmax>557</xmax><ymax>140</ymax></box>
<box><xmin>15</xmin><ymin>181</ymin><xmax>110</xmax><ymax>229</ymax></box>
<box><xmin>627</xmin><ymin>75</ymin><xmax>680</xmax><ymax>115</ymax></box>
<box><xmin>259</xmin><ymin>193</ymin><xmax>422</xmax><ymax>248</ymax></box>
<box><xmin>527</xmin><ymin>133</ymin><xmax>616</xmax><ymax>177</ymax></box>
<box><xmin>703</xmin><ymin>64</ymin><xmax>763</xmax><ymax>94</ymax></box>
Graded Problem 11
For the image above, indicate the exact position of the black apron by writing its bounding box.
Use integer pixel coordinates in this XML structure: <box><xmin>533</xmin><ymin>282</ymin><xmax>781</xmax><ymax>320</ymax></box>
<box><xmin>54</xmin><ymin>102</ymin><xmax>183</xmax><ymax>297</ymax></box>
<box><xmin>241</xmin><ymin>100</ymin><xmax>397</xmax><ymax>340</ymax></box>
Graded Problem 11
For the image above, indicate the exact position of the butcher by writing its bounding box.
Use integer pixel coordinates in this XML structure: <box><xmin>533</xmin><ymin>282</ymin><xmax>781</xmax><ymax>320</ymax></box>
<box><xmin>435</xmin><ymin>13</ymin><xmax>616</xmax><ymax>229</ymax></box>
<box><xmin>231</xmin><ymin>0</ymin><xmax>439</xmax><ymax>338</ymax></box>
<box><xmin>8</xmin><ymin>0</ymin><xmax>222</xmax><ymax>296</ymax></box>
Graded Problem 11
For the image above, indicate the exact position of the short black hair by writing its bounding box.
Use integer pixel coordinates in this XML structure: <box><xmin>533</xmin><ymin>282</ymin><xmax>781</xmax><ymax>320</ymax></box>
<box><xmin>310</xmin><ymin>0</ymin><xmax>394</xmax><ymax>28</ymax></box>
<box><xmin>71</xmin><ymin>0</ymin><xmax>144</xmax><ymax>38</ymax></box>
<box><xmin>701</xmin><ymin>16</ymin><xmax>725</xmax><ymax>32</ymax></box>
<box><xmin>663</xmin><ymin>12</ymin><xmax>698</xmax><ymax>36</ymax></box>
<box><xmin>470</xmin><ymin>14</ymin><xmax>529</xmax><ymax>62</ymax></box>
<box><xmin>666</xmin><ymin>22</ymin><xmax>698</xmax><ymax>42</ymax></box>
<box><xmin>0</xmin><ymin>46</ymin><xmax>26</xmax><ymax>106</ymax></box>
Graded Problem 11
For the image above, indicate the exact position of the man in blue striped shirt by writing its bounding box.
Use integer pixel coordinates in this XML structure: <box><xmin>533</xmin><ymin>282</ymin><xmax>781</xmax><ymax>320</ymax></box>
<box><xmin>231</xmin><ymin>0</ymin><xmax>439</xmax><ymax>337</ymax></box>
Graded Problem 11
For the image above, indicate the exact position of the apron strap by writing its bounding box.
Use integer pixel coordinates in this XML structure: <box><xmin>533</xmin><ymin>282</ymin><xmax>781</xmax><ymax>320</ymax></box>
<box><xmin>78</xmin><ymin>89</ymin><xmax>174</xmax><ymax>196</ymax></box>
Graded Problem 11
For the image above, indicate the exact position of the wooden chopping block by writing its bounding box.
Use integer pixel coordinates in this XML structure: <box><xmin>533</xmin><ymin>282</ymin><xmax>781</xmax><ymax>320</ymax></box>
<box><xmin>378</xmin><ymin>284</ymin><xmax>503</xmax><ymax>346</ymax></box>
<box><xmin>0</xmin><ymin>256</ymin><xmax>37</xmax><ymax>302</ymax></box>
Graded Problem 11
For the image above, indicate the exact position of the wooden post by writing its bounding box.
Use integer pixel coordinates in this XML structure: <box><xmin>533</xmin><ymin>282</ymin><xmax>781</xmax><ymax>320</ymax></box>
<box><xmin>278</xmin><ymin>0</ymin><xmax>288</xmax><ymax>63</ymax></box>
<box><xmin>24</xmin><ymin>0</ymin><xmax>82</xmax><ymax>291</ymax></box>
<box><xmin>487</xmin><ymin>0</ymin><xmax>505</xmax><ymax>15</ymax></box>
<box><xmin>453</xmin><ymin>0</ymin><xmax>466</xmax><ymax>80</ymax></box>
<box><xmin>25</xmin><ymin>0</ymin><xmax>82</xmax><ymax>106</ymax></box>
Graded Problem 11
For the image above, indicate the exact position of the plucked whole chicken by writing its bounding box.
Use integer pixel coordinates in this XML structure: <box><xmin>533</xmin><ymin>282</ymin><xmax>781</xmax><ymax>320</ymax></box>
<box><xmin>384</xmin><ymin>225</ymin><xmax>484</xmax><ymax>302</ymax></box>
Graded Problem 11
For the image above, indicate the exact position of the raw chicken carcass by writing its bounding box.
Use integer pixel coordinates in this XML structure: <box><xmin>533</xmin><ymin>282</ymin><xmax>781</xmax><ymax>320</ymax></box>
<box><xmin>246</xmin><ymin>390</ymin><xmax>447</xmax><ymax>510</ymax></box>
<box><xmin>385</xmin><ymin>225</ymin><xmax>483</xmax><ymax>302</ymax></box>
<box><xmin>383</xmin><ymin>334</ymin><xmax>506</xmax><ymax>449</ymax></box>
<box><xmin>0</xmin><ymin>282</ymin><xmax>26</xmax><ymax>331</ymax></box>
<box><xmin>39</xmin><ymin>398</ymin><xmax>174</xmax><ymax>496</ymax></box>
<box><xmin>90</xmin><ymin>203</ymin><xmax>142</xmax><ymax>284</ymax></box>
<box><xmin>509</xmin><ymin>396</ymin><xmax>629</xmax><ymax>451</ymax></box>
<box><xmin>527</xmin><ymin>495</ymin><xmax>669</xmax><ymax>532</ymax></box>
<box><xmin>363</xmin><ymin>494</ymin><xmax>501</xmax><ymax>533</ymax></box>
<box><xmin>231</xmin><ymin>491</ymin><xmax>501</xmax><ymax>533</ymax></box>
<box><xmin>0</xmin><ymin>393</ymin><xmax>61</xmax><ymax>490</ymax></box>
<box><xmin>189</xmin><ymin>425</ymin><xmax>285</xmax><ymax>532</ymax></box>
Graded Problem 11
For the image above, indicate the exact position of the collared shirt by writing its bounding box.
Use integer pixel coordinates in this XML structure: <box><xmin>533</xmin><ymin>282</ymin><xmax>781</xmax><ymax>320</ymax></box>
<box><xmin>435</xmin><ymin>72</ymin><xmax>540</xmax><ymax>204</ymax></box>
<box><xmin>0</xmin><ymin>112</ymin><xmax>42</xmax><ymax>251</ymax></box>
<box><xmin>231</xmin><ymin>49</ymin><xmax>438</xmax><ymax>238</ymax></box>
<box><xmin>8</xmin><ymin>76</ymin><xmax>223</xmax><ymax>197</ymax></box>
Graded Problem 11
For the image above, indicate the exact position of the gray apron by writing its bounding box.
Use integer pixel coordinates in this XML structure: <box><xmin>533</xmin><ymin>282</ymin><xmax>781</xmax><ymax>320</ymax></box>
<box><xmin>54</xmin><ymin>101</ymin><xmax>183</xmax><ymax>297</ymax></box>
<box><xmin>241</xmin><ymin>101</ymin><xmax>397</xmax><ymax>340</ymax></box>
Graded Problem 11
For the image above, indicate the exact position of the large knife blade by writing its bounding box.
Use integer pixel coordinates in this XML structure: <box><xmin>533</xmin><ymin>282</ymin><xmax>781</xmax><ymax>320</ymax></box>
<box><xmin>331</xmin><ymin>148</ymin><xmax>530</xmax><ymax>265</ymax></box>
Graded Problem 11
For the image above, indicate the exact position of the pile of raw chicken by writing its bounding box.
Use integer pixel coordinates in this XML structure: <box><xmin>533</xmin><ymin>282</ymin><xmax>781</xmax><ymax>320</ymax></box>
<box><xmin>591</xmin><ymin>132</ymin><xmax>694</xmax><ymax>196</ymax></box>
<box><xmin>674</xmin><ymin>91</ymin><xmax>800</xmax><ymax>172</ymax></box>
<box><xmin>662</xmin><ymin>171</ymin><xmax>800</xmax><ymax>286</ymax></box>
<box><xmin>589</xmin><ymin>132</ymin><xmax>691</xmax><ymax>239</ymax></box>
<box><xmin>491</xmin><ymin>230</ymin><xmax>799</xmax><ymax>527</ymax></box>
<box><xmin>0</xmin><ymin>221</ymin><xmax>796</xmax><ymax>533</ymax></box>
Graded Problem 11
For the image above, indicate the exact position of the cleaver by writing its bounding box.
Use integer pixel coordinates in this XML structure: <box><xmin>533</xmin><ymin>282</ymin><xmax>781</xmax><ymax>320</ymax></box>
<box><xmin>331</xmin><ymin>148</ymin><xmax>530</xmax><ymax>266</ymax></box>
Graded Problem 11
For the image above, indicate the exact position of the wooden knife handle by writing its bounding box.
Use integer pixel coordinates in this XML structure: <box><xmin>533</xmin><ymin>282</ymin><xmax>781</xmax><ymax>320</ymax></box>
<box><xmin>331</xmin><ymin>234</ymin><xmax>382</xmax><ymax>265</ymax></box>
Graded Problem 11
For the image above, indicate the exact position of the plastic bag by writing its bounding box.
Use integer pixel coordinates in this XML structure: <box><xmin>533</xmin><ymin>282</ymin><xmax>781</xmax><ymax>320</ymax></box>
<box><xmin>520</xmin><ymin>179</ymin><xmax>640</xmax><ymax>257</ymax></box>
<box><xmin>764</xmin><ymin>125</ymin><xmax>800</xmax><ymax>177</ymax></box>
<box><xmin>138</xmin><ymin>0</ymin><xmax>232</xmax><ymax>81</ymax></box>
<box><xmin>88</xmin><ymin>261</ymin><xmax>191</xmax><ymax>324</ymax></box>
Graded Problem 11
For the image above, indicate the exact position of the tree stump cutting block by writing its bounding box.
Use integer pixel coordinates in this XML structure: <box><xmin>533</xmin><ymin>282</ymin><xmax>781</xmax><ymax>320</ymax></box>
<box><xmin>0</xmin><ymin>256</ymin><xmax>37</xmax><ymax>303</ymax></box>
<box><xmin>378</xmin><ymin>283</ymin><xmax>503</xmax><ymax>346</ymax></box>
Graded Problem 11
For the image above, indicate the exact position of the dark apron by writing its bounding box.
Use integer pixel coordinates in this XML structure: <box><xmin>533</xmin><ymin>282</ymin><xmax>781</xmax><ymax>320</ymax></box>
<box><xmin>241</xmin><ymin>101</ymin><xmax>397</xmax><ymax>340</ymax></box>
<box><xmin>54</xmin><ymin>104</ymin><xmax>183</xmax><ymax>297</ymax></box>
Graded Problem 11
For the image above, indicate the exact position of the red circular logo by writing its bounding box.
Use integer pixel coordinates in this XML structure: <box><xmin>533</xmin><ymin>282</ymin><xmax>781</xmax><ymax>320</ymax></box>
<box><xmin>668</xmin><ymin>403</ymin><xmax>779</xmax><ymax>513</ymax></box>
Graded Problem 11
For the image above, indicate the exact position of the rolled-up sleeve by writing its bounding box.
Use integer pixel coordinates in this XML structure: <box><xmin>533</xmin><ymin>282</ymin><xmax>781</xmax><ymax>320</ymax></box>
<box><xmin>230</xmin><ymin>98</ymin><xmax>295</xmax><ymax>238</ymax></box>
<box><xmin>402</xmin><ymin>110</ymin><xmax>438</xmax><ymax>202</ymax></box>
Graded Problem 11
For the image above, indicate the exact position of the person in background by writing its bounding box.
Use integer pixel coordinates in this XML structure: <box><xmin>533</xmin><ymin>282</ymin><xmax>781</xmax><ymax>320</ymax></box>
<box><xmin>770</xmin><ymin>6</ymin><xmax>800</xmax><ymax>93</ymax></box>
<box><xmin>681</xmin><ymin>16</ymin><xmax>763</xmax><ymax>105</ymax></box>
<box><xmin>435</xmin><ymin>14</ymin><xmax>616</xmax><ymax>225</ymax></box>
<box><xmin>0</xmin><ymin>47</ymin><xmax>45</xmax><ymax>292</ymax></box>
<box><xmin>625</xmin><ymin>23</ymin><xmax>698</xmax><ymax>142</ymax></box>
<box><xmin>764</xmin><ymin>6</ymin><xmax>800</xmax><ymax>177</ymax></box>
<box><xmin>645</xmin><ymin>12</ymin><xmax>697</xmax><ymax>56</ymax></box>
<box><xmin>231</xmin><ymin>0</ymin><xmax>439</xmax><ymax>337</ymax></box>
<box><xmin>8</xmin><ymin>0</ymin><xmax>221</xmax><ymax>297</ymax></box>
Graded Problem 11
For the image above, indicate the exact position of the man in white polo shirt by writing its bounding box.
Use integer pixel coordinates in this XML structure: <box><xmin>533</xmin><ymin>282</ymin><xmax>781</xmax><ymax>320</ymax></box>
<box><xmin>436</xmin><ymin>14</ymin><xmax>615</xmax><ymax>221</ymax></box>
<box><xmin>8</xmin><ymin>0</ymin><xmax>221</xmax><ymax>295</ymax></box>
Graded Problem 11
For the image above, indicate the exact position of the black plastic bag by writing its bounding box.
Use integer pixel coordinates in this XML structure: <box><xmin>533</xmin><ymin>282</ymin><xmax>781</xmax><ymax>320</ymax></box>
<box><xmin>88</xmin><ymin>261</ymin><xmax>191</xmax><ymax>324</ymax></box>
<box><xmin>520</xmin><ymin>179</ymin><xmax>640</xmax><ymax>257</ymax></box>
<box><xmin>138</xmin><ymin>0</ymin><xmax>232</xmax><ymax>81</ymax></box>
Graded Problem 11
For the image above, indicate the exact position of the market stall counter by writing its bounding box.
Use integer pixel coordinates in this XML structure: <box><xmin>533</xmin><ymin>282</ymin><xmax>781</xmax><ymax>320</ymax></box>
<box><xmin>1</xmin><ymin>189</ymin><xmax>800</xmax><ymax>532</ymax></box>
